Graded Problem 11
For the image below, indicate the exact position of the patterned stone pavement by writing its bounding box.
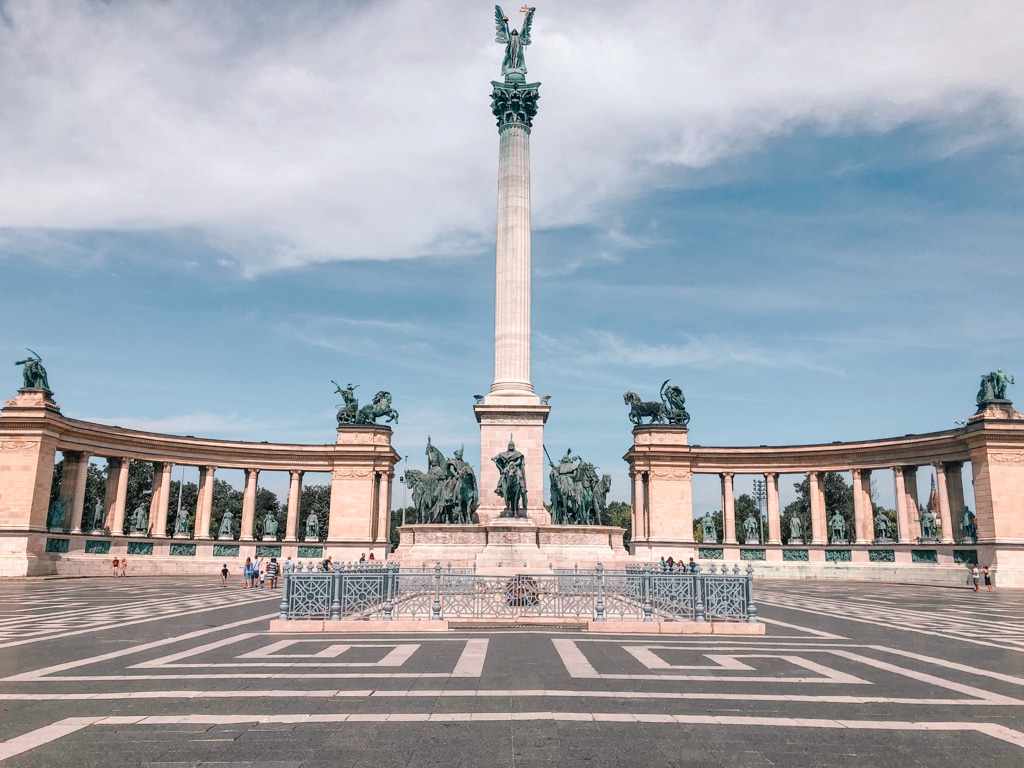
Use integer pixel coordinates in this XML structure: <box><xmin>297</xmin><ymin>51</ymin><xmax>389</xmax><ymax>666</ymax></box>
<box><xmin>0</xmin><ymin>576</ymin><xmax>1021</xmax><ymax>767</ymax></box>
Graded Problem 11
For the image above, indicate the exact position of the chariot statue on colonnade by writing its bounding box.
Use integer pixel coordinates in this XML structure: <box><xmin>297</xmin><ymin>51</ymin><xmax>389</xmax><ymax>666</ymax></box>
<box><xmin>333</xmin><ymin>381</ymin><xmax>399</xmax><ymax>425</ymax></box>
<box><xmin>623</xmin><ymin>380</ymin><xmax>690</xmax><ymax>426</ymax></box>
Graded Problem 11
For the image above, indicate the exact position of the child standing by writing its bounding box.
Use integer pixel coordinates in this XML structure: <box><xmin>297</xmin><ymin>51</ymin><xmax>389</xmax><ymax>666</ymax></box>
<box><xmin>220</xmin><ymin>564</ymin><xmax>229</xmax><ymax>586</ymax></box>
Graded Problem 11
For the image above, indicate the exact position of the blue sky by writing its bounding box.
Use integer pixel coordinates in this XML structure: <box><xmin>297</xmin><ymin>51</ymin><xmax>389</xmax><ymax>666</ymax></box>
<box><xmin>2</xmin><ymin>1</ymin><xmax>1022</xmax><ymax>513</ymax></box>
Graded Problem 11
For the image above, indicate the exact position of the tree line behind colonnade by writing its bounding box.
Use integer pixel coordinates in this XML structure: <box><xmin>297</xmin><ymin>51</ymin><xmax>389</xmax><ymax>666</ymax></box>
<box><xmin>693</xmin><ymin>472</ymin><xmax>900</xmax><ymax>544</ymax></box>
<box><xmin>49</xmin><ymin>458</ymin><xmax>333</xmax><ymax>541</ymax></box>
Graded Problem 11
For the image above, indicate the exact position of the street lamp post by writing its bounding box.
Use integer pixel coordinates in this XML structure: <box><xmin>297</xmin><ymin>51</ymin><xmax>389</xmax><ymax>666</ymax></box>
<box><xmin>752</xmin><ymin>479</ymin><xmax>767</xmax><ymax>544</ymax></box>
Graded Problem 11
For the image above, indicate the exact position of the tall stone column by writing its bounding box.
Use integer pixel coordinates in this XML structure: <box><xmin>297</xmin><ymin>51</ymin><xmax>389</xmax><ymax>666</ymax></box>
<box><xmin>765</xmin><ymin>473</ymin><xmax>781</xmax><ymax>545</ymax></box>
<box><xmin>893</xmin><ymin>466</ymin><xmax>911</xmax><ymax>544</ymax></box>
<box><xmin>475</xmin><ymin>76</ymin><xmax>549</xmax><ymax>525</ymax></box>
<box><xmin>809</xmin><ymin>471</ymin><xmax>826</xmax><ymax>545</ymax></box>
<box><xmin>196</xmin><ymin>466</ymin><xmax>216</xmax><ymax>540</ymax></box>
<box><xmin>68</xmin><ymin>453</ymin><xmax>91</xmax><ymax>534</ymax></box>
<box><xmin>720</xmin><ymin>473</ymin><xmax>736</xmax><ymax>544</ymax></box>
<box><xmin>903</xmin><ymin>467</ymin><xmax>921</xmax><ymax>541</ymax></box>
<box><xmin>110</xmin><ymin>457</ymin><xmax>131</xmax><ymax>536</ymax></box>
<box><xmin>285</xmin><ymin>470</ymin><xmax>303</xmax><ymax>542</ymax></box>
<box><xmin>240</xmin><ymin>468</ymin><xmax>259</xmax><ymax>541</ymax></box>
<box><xmin>945</xmin><ymin>462</ymin><xmax>965</xmax><ymax>540</ymax></box>
<box><xmin>153</xmin><ymin>462</ymin><xmax>173</xmax><ymax>537</ymax></box>
<box><xmin>851</xmin><ymin>468</ymin><xmax>872</xmax><ymax>544</ymax></box>
<box><xmin>934</xmin><ymin>463</ymin><xmax>955</xmax><ymax>544</ymax></box>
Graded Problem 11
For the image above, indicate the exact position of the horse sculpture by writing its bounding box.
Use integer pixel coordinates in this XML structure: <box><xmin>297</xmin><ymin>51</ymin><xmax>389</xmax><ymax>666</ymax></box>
<box><xmin>355</xmin><ymin>390</ymin><xmax>399</xmax><ymax>424</ymax></box>
<box><xmin>623</xmin><ymin>379</ymin><xmax>690</xmax><ymax>426</ymax></box>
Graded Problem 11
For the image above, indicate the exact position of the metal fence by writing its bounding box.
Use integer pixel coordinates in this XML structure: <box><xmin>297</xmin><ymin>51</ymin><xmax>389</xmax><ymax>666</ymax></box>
<box><xmin>279</xmin><ymin>562</ymin><xmax>757</xmax><ymax>623</ymax></box>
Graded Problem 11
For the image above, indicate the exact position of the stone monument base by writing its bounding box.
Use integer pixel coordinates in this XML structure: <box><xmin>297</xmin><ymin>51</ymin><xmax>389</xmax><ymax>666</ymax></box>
<box><xmin>393</xmin><ymin>522</ymin><xmax>631</xmax><ymax>570</ymax></box>
<box><xmin>173</xmin><ymin>532</ymin><xmax>191</xmax><ymax>539</ymax></box>
<box><xmin>971</xmin><ymin>399</ymin><xmax>1022</xmax><ymax>422</ymax></box>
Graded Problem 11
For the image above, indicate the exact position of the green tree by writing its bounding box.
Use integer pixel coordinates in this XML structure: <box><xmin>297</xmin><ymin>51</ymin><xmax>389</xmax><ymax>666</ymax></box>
<box><xmin>165</xmin><ymin>481</ymin><xmax>199</xmax><ymax>536</ymax></box>
<box><xmin>734</xmin><ymin>493</ymin><xmax>762</xmax><ymax>544</ymax></box>
<box><xmin>390</xmin><ymin>506</ymin><xmax>414</xmax><ymax>550</ymax></box>
<box><xmin>603</xmin><ymin>501</ymin><xmax>632</xmax><ymax>547</ymax></box>
<box><xmin>299</xmin><ymin>484</ymin><xmax>331</xmax><ymax>541</ymax></box>
<box><xmin>253</xmin><ymin>487</ymin><xmax>281</xmax><ymax>541</ymax></box>
<box><xmin>210</xmin><ymin>478</ymin><xmax>243</xmax><ymax>539</ymax></box>
<box><xmin>782</xmin><ymin>472</ymin><xmax>853</xmax><ymax>544</ymax></box>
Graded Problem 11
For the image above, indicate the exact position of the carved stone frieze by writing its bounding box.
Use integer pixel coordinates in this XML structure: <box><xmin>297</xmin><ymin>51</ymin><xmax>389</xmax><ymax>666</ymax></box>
<box><xmin>649</xmin><ymin>469</ymin><xmax>692</xmax><ymax>480</ymax></box>
<box><xmin>0</xmin><ymin>440</ymin><xmax>39</xmax><ymax>452</ymax></box>
<box><xmin>332</xmin><ymin>468</ymin><xmax>373</xmax><ymax>479</ymax></box>
<box><xmin>989</xmin><ymin>452</ymin><xmax>1024</xmax><ymax>464</ymax></box>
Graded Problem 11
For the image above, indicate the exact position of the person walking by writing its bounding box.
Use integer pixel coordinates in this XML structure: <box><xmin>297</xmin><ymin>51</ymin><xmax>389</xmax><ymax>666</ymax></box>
<box><xmin>243</xmin><ymin>557</ymin><xmax>253</xmax><ymax>588</ymax></box>
<box><xmin>119</xmin><ymin>558</ymin><xmax>127</xmax><ymax>577</ymax></box>
<box><xmin>220</xmin><ymin>564</ymin><xmax>229</xmax><ymax>587</ymax></box>
<box><xmin>111</xmin><ymin>557</ymin><xmax>120</xmax><ymax>577</ymax></box>
<box><xmin>971</xmin><ymin>564</ymin><xmax>981</xmax><ymax>592</ymax></box>
<box><xmin>983</xmin><ymin>565</ymin><xmax>994</xmax><ymax>592</ymax></box>
<box><xmin>266</xmin><ymin>557</ymin><xmax>280</xmax><ymax>588</ymax></box>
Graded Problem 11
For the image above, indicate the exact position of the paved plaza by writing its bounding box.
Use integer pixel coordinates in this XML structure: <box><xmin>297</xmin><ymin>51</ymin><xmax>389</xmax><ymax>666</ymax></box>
<box><xmin>0</xmin><ymin>578</ymin><xmax>1022</xmax><ymax>767</ymax></box>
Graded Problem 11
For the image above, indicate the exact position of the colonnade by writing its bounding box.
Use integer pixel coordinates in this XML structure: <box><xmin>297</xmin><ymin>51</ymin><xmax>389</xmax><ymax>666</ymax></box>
<box><xmin>706</xmin><ymin>464</ymin><xmax>965</xmax><ymax>546</ymax></box>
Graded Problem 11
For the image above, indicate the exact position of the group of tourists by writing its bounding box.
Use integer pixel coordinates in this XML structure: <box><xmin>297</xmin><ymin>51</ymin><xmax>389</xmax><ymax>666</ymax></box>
<box><xmin>234</xmin><ymin>556</ymin><xmax>283</xmax><ymax>589</ymax></box>
<box><xmin>969</xmin><ymin>564</ymin><xmax>994</xmax><ymax>592</ymax></box>
<box><xmin>658</xmin><ymin>556</ymin><xmax>700</xmax><ymax>574</ymax></box>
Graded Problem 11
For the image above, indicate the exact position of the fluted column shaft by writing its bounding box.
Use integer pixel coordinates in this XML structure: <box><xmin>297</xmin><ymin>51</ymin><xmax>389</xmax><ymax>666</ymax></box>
<box><xmin>491</xmin><ymin>123</ymin><xmax>534</xmax><ymax>396</ymax></box>
<box><xmin>240</xmin><ymin>468</ymin><xmax>259</xmax><ymax>541</ymax></box>
<box><xmin>286</xmin><ymin>470</ymin><xmax>303</xmax><ymax>541</ymax></box>
<box><xmin>809</xmin><ymin>472</ymin><xmax>826</xmax><ymax>545</ymax></box>
<box><xmin>110</xmin><ymin>458</ymin><xmax>131</xmax><ymax>536</ymax></box>
<box><xmin>68</xmin><ymin>453</ymin><xmax>91</xmax><ymax>533</ymax></box>
<box><xmin>720</xmin><ymin>473</ymin><xmax>736</xmax><ymax>544</ymax></box>
<box><xmin>903</xmin><ymin>468</ymin><xmax>921</xmax><ymax>540</ymax></box>
<box><xmin>765</xmin><ymin>473</ymin><xmax>781</xmax><ymax>544</ymax></box>
<box><xmin>153</xmin><ymin>462</ymin><xmax>173</xmax><ymax>537</ymax></box>
<box><xmin>893</xmin><ymin>467</ymin><xmax>911</xmax><ymax>544</ymax></box>
<box><xmin>196</xmin><ymin>466</ymin><xmax>216</xmax><ymax>540</ymax></box>
<box><xmin>852</xmin><ymin>469</ymin><xmax>872</xmax><ymax>544</ymax></box>
<box><xmin>934</xmin><ymin>463</ymin><xmax>955</xmax><ymax>544</ymax></box>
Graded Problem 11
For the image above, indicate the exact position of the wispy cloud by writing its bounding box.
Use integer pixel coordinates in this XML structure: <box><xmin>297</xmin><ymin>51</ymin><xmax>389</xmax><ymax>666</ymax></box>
<box><xmin>1</xmin><ymin>1</ymin><xmax>1021</xmax><ymax>272</ymax></box>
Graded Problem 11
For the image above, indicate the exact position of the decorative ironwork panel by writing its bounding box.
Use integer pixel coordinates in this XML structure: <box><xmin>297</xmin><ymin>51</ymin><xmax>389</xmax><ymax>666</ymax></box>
<box><xmin>782</xmin><ymin>549</ymin><xmax>808</xmax><ymax>562</ymax></box>
<box><xmin>650</xmin><ymin>574</ymin><xmax>695</xmax><ymax>620</ymax></box>
<box><xmin>701</xmin><ymin>576</ymin><xmax>747</xmax><ymax>621</ymax></box>
<box><xmin>337</xmin><ymin>573</ymin><xmax>387</xmax><ymax>619</ymax></box>
<box><xmin>84</xmin><ymin>540</ymin><xmax>110</xmax><ymax>555</ymax></box>
<box><xmin>825</xmin><ymin>549</ymin><xmax>851</xmax><ymax>562</ymax></box>
<box><xmin>953</xmin><ymin>549</ymin><xmax>979</xmax><ymax>565</ymax></box>
<box><xmin>912</xmin><ymin>549</ymin><xmax>938</xmax><ymax>564</ymax></box>
<box><xmin>391</xmin><ymin>573</ymin><xmax>435</xmax><ymax>619</ymax></box>
<box><xmin>599</xmin><ymin>572</ymin><xmax>645</xmax><ymax>620</ymax></box>
<box><xmin>256</xmin><ymin>545</ymin><xmax>281</xmax><ymax>558</ymax></box>
<box><xmin>515</xmin><ymin>574</ymin><xmax>597</xmax><ymax>619</ymax></box>
<box><xmin>297</xmin><ymin>546</ymin><xmax>323</xmax><ymax>559</ymax></box>
<box><xmin>213</xmin><ymin>544</ymin><xmax>239</xmax><ymax>557</ymax></box>
<box><xmin>169</xmin><ymin>543</ymin><xmax>196</xmax><ymax>556</ymax></box>
<box><xmin>45</xmin><ymin>538</ymin><xmax>69</xmax><ymax>553</ymax></box>
<box><xmin>740</xmin><ymin>549</ymin><xmax>765</xmax><ymax>561</ymax></box>
<box><xmin>441</xmin><ymin>575</ymin><xmax>515</xmax><ymax>619</ymax></box>
<box><xmin>127</xmin><ymin>542</ymin><xmax>153</xmax><ymax>555</ymax></box>
<box><xmin>869</xmin><ymin>549</ymin><xmax>895</xmax><ymax>562</ymax></box>
<box><xmin>287</xmin><ymin>573</ymin><xmax>333</xmax><ymax>619</ymax></box>
<box><xmin>698</xmin><ymin>547</ymin><xmax>723</xmax><ymax>560</ymax></box>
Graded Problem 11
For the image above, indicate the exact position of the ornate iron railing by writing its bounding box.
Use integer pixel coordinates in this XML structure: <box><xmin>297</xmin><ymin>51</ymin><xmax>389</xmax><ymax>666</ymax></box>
<box><xmin>280</xmin><ymin>562</ymin><xmax>758</xmax><ymax>624</ymax></box>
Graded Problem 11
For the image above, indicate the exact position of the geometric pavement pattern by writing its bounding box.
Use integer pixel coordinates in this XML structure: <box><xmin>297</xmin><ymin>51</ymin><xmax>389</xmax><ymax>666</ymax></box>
<box><xmin>0</xmin><ymin>577</ymin><xmax>1022</xmax><ymax>767</ymax></box>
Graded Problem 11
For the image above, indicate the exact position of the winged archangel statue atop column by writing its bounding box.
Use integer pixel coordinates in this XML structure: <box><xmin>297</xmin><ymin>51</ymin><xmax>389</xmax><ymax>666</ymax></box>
<box><xmin>495</xmin><ymin>5</ymin><xmax>536</xmax><ymax>81</ymax></box>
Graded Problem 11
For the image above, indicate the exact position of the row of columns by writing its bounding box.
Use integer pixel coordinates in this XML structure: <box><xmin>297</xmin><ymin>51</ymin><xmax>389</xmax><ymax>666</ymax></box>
<box><xmin>56</xmin><ymin>452</ymin><xmax>312</xmax><ymax>541</ymax></box>
<box><xmin>714</xmin><ymin>463</ymin><xmax>965</xmax><ymax>545</ymax></box>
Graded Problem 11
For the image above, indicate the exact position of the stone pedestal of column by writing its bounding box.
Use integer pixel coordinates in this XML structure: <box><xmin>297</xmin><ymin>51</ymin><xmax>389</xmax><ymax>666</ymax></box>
<box><xmin>475</xmin><ymin>401</ymin><xmax>550</xmax><ymax>527</ymax></box>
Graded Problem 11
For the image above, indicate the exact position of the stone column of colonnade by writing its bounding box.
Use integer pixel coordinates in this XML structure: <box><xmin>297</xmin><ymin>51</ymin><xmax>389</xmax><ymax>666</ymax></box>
<box><xmin>285</xmin><ymin>470</ymin><xmax>303</xmax><ymax>541</ymax></box>
<box><xmin>151</xmin><ymin>462</ymin><xmax>173</xmax><ymax>537</ymax></box>
<box><xmin>901</xmin><ymin>467</ymin><xmax>921</xmax><ymax>541</ymax></box>
<box><xmin>809</xmin><ymin>471</ymin><xmax>826</xmax><ymax>544</ymax></box>
<box><xmin>374</xmin><ymin>469</ymin><xmax>393</xmax><ymax>544</ymax></box>
<box><xmin>933</xmin><ymin>463</ymin><xmax>955</xmax><ymax>544</ymax></box>
<box><xmin>195</xmin><ymin>466</ymin><xmax>216</xmax><ymax>540</ymax></box>
<box><xmin>765</xmin><ymin>473</ymin><xmax>781</xmax><ymax>544</ymax></box>
<box><xmin>892</xmin><ymin>467</ymin><xmax>911</xmax><ymax>544</ymax></box>
<box><xmin>67</xmin><ymin>452</ymin><xmax>91</xmax><ymax>533</ymax></box>
<box><xmin>945</xmin><ymin>462</ymin><xmax>966</xmax><ymax>541</ymax></box>
<box><xmin>109</xmin><ymin>457</ymin><xmax>131</xmax><ymax>536</ymax></box>
<box><xmin>851</xmin><ymin>468</ymin><xmax>872</xmax><ymax>544</ymax></box>
<box><xmin>240</xmin><ymin>468</ymin><xmax>259</xmax><ymax>541</ymax></box>
<box><xmin>720</xmin><ymin>473</ymin><xmax>736</xmax><ymax>544</ymax></box>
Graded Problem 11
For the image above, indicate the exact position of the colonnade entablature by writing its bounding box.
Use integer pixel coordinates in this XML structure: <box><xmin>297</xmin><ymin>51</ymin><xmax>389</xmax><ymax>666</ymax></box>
<box><xmin>0</xmin><ymin>391</ymin><xmax>398</xmax><ymax>568</ymax></box>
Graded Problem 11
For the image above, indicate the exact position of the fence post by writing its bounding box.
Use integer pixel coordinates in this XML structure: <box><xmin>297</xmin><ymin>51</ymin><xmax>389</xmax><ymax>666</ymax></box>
<box><xmin>694</xmin><ymin>573</ymin><xmax>706</xmax><ymax>623</ymax></box>
<box><xmin>384</xmin><ymin>562</ymin><xmax>396</xmax><ymax>621</ymax></box>
<box><xmin>642</xmin><ymin>564</ymin><xmax>653</xmax><ymax>622</ymax></box>
<box><xmin>745</xmin><ymin>564</ymin><xmax>758</xmax><ymax>623</ymax></box>
<box><xmin>278</xmin><ymin>569</ymin><xmax>289</xmax><ymax>621</ymax></box>
<box><xmin>595</xmin><ymin>563</ymin><xmax>605</xmax><ymax>622</ymax></box>
<box><xmin>330</xmin><ymin>571</ymin><xmax>341</xmax><ymax>621</ymax></box>
<box><xmin>431</xmin><ymin>561</ymin><xmax>442</xmax><ymax>620</ymax></box>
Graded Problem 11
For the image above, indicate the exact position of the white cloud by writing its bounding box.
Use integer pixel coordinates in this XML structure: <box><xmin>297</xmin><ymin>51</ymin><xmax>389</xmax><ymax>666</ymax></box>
<box><xmin>1</xmin><ymin>0</ymin><xmax>1022</xmax><ymax>272</ymax></box>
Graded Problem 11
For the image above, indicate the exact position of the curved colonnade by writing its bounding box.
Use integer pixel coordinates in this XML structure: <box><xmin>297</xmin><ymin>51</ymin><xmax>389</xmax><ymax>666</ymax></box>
<box><xmin>0</xmin><ymin>391</ymin><xmax>397</xmax><ymax>576</ymax></box>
